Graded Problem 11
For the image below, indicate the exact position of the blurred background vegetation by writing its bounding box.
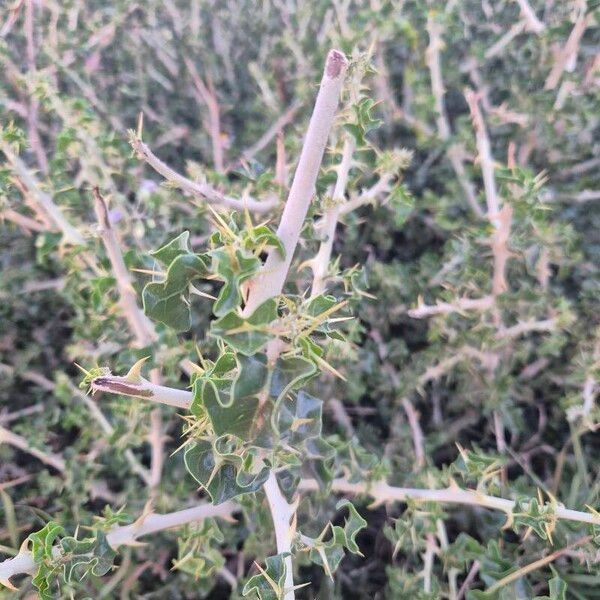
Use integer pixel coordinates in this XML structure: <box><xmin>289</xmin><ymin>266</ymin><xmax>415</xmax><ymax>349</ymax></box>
<box><xmin>0</xmin><ymin>0</ymin><xmax>599</xmax><ymax>598</ymax></box>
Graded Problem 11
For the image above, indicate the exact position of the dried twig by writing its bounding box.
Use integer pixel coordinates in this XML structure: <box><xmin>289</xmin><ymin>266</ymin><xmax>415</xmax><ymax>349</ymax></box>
<box><xmin>184</xmin><ymin>57</ymin><xmax>225</xmax><ymax>173</ymax></box>
<box><xmin>545</xmin><ymin>8</ymin><xmax>591</xmax><ymax>90</ymax></box>
<box><xmin>310</xmin><ymin>136</ymin><xmax>355</xmax><ymax>296</ymax></box>
<box><xmin>93</xmin><ymin>189</ymin><xmax>157</xmax><ymax>347</ymax></box>
<box><xmin>233</xmin><ymin>100</ymin><xmax>302</xmax><ymax>167</ymax></box>
<box><xmin>426</xmin><ymin>15</ymin><xmax>483</xmax><ymax>217</ymax></box>
<box><xmin>130</xmin><ymin>137</ymin><xmax>277</xmax><ymax>213</ymax></box>
<box><xmin>1</xmin><ymin>144</ymin><xmax>85</xmax><ymax>245</ymax></box>
<box><xmin>23</xmin><ymin>0</ymin><xmax>48</xmax><ymax>173</ymax></box>
<box><xmin>408</xmin><ymin>295</ymin><xmax>495</xmax><ymax>319</ymax></box>
<box><xmin>93</xmin><ymin>188</ymin><xmax>164</xmax><ymax>490</ymax></box>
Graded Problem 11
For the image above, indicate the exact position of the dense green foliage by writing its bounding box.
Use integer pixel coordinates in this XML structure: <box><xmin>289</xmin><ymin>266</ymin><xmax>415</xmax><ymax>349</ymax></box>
<box><xmin>1</xmin><ymin>1</ymin><xmax>599</xmax><ymax>598</ymax></box>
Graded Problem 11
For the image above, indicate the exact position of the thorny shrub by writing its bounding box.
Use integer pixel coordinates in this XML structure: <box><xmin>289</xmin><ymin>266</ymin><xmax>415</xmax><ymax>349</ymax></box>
<box><xmin>0</xmin><ymin>1</ymin><xmax>599</xmax><ymax>599</ymax></box>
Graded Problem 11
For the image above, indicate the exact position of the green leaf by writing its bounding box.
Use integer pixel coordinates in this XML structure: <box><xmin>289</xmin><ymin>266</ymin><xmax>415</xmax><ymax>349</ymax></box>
<box><xmin>242</xmin><ymin>553</ymin><xmax>289</xmax><ymax>600</ymax></box>
<box><xmin>143</xmin><ymin>253</ymin><xmax>208</xmax><ymax>331</ymax></box>
<box><xmin>151</xmin><ymin>231</ymin><xmax>194</xmax><ymax>265</ymax></box>
<box><xmin>60</xmin><ymin>530</ymin><xmax>115</xmax><ymax>582</ymax></box>
<box><xmin>344</xmin><ymin>97</ymin><xmax>383</xmax><ymax>145</ymax></box>
<box><xmin>278</xmin><ymin>391</ymin><xmax>323</xmax><ymax>444</ymax></box>
<box><xmin>301</xmin><ymin>499</ymin><xmax>366</xmax><ymax>576</ymax></box>
<box><xmin>202</xmin><ymin>378</ymin><xmax>259</xmax><ymax>438</ymax></box>
<box><xmin>335</xmin><ymin>499</ymin><xmax>367</xmax><ymax>554</ymax></box>
<box><xmin>184</xmin><ymin>440</ymin><xmax>269</xmax><ymax>504</ymax></box>
<box><xmin>547</xmin><ymin>576</ymin><xmax>568</xmax><ymax>600</ymax></box>
<box><xmin>389</xmin><ymin>184</ymin><xmax>415</xmax><ymax>227</ymax></box>
<box><xmin>305</xmin><ymin>294</ymin><xmax>337</xmax><ymax>317</ymax></box>
<box><xmin>244</xmin><ymin>225</ymin><xmax>286</xmax><ymax>259</ymax></box>
<box><xmin>210</xmin><ymin>248</ymin><xmax>261</xmax><ymax>316</ymax></box>
<box><xmin>232</xmin><ymin>353</ymin><xmax>269</xmax><ymax>401</ymax></box>
<box><xmin>270</xmin><ymin>355</ymin><xmax>318</xmax><ymax>405</ymax></box>
<box><xmin>173</xmin><ymin>520</ymin><xmax>225</xmax><ymax>584</ymax></box>
<box><xmin>211</xmin><ymin>299</ymin><xmax>277</xmax><ymax>355</ymax></box>
<box><xmin>511</xmin><ymin>497</ymin><xmax>555</xmax><ymax>540</ymax></box>
<box><xmin>28</xmin><ymin>522</ymin><xmax>65</xmax><ymax>600</ymax></box>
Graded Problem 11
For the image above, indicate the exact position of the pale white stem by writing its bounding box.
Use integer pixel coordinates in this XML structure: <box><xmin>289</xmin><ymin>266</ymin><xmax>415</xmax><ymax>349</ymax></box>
<box><xmin>496</xmin><ymin>318</ymin><xmax>558</xmax><ymax>339</ymax></box>
<box><xmin>408</xmin><ymin>295</ymin><xmax>494</xmax><ymax>318</ymax></box>
<box><xmin>91</xmin><ymin>375</ymin><xmax>192</xmax><ymax>410</ymax></box>
<box><xmin>426</xmin><ymin>15</ymin><xmax>483</xmax><ymax>217</ymax></box>
<box><xmin>493</xmin><ymin>410</ymin><xmax>507</xmax><ymax>454</ymax></box>
<box><xmin>0</xmin><ymin>1</ymin><xmax>22</xmax><ymax>37</ymax></box>
<box><xmin>485</xmin><ymin>21</ymin><xmax>526</xmax><ymax>59</ymax></box>
<box><xmin>218</xmin><ymin>566</ymin><xmax>237</xmax><ymax>588</ymax></box>
<box><xmin>130</xmin><ymin>138</ymin><xmax>277</xmax><ymax>213</ymax></box>
<box><xmin>383</xmin><ymin>363</ymin><xmax>425</xmax><ymax>470</ymax></box>
<box><xmin>465</xmin><ymin>90</ymin><xmax>500</xmax><ymax>220</ymax></box>
<box><xmin>328</xmin><ymin>398</ymin><xmax>355</xmax><ymax>438</ymax></box>
<box><xmin>24</xmin><ymin>0</ymin><xmax>48</xmax><ymax>174</ymax></box>
<box><xmin>93</xmin><ymin>189</ymin><xmax>164</xmax><ymax>489</ymax></box>
<box><xmin>1</xmin><ymin>144</ymin><xmax>85</xmax><ymax>245</ymax></box>
<box><xmin>457</xmin><ymin>561</ymin><xmax>480</xmax><ymax>600</ymax></box>
<box><xmin>465</xmin><ymin>90</ymin><xmax>512</xmax><ymax>308</ymax></box>
<box><xmin>93</xmin><ymin>188</ymin><xmax>157</xmax><ymax>348</ymax></box>
<box><xmin>426</xmin><ymin>16</ymin><xmax>450</xmax><ymax>140</ymax></box>
<box><xmin>557</xmin><ymin>157</ymin><xmax>600</xmax><ymax>178</ymax></box>
<box><xmin>243</xmin><ymin>50</ymin><xmax>348</xmax><ymax>315</ymax></box>
<box><xmin>184</xmin><ymin>58</ymin><xmax>224</xmax><ymax>173</ymax></box>
<box><xmin>537</xmin><ymin>247</ymin><xmax>551</xmax><ymax>290</ymax></box>
<box><xmin>490</xmin><ymin>206</ymin><xmax>512</xmax><ymax>300</ymax></box>
<box><xmin>0</xmin><ymin>502</ymin><xmax>236</xmax><ymax>585</ymax></box>
<box><xmin>4</xmin><ymin>478</ymin><xmax>600</xmax><ymax>587</ymax></box>
<box><xmin>545</xmin><ymin>9</ymin><xmax>591</xmax><ymax>90</ymax></box>
<box><xmin>401</xmin><ymin>398</ymin><xmax>425</xmax><ymax>469</ymax></box>
<box><xmin>0</xmin><ymin>207</ymin><xmax>45</xmax><ymax>233</ymax></box>
<box><xmin>311</xmin><ymin>136</ymin><xmax>355</xmax><ymax>296</ymax></box>
<box><xmin>299</xmin><ymin>478</ymin><xmax>600</xmax><ymax>526</ymax></box>
<box><xmin>514</xmin><ymin>0</ymin><xmax>545</xmax><ymax>33</ymax></box>
<box><xmin>0</xmin><ymin>425</ymin><xmax>65</xmax><ymax>473</ymax></box>
<box><xmin>582</xmin><ymin>376</ymin><xmax>598</xmax><ymax>416</ymax></box>
<box><xmin>422</xmin><ymin>534</ymin><xmax>436</xmax><ymax>593</ymax></box>
<box><xmin>241</xmin><ymin>49</ymin><xmax>348</xmax><ymax>600</ymax></box>
<box><xmin>0</xmin><ymin>404</ymin><xmax>44</xmax><ymax>424</ymax></box>
<box><xmin>545</xmin><ymin>189</ymin><xmax>600</xmax><ymax>203</ymax></box>
<box><xmin>338</xmin><ymin>174</ymin><xmax>393</xmax><ymax>216</ymax></box>
<box><xmin>236</xmin><ymin>100</ymin><xmax>302</xmax><ymax>166</ymax></box>
<box><xmin>263</xmin><ymin>473</ymin><xmax>298</xmax><ymax>599</ymax></box>
<box><xmin>419</xmin><ymin>355</ymin><xmax>464</xmax><ymax>385</ymax></box>
<box><xmin>436</xmin><ymin>520</ymin><xmax>458</xmax><ymax>600</ymax></box>
<box><xmin>419</xmin><ymin>347</ymin><xmax>499</xmax><ymax>386</ymax></box>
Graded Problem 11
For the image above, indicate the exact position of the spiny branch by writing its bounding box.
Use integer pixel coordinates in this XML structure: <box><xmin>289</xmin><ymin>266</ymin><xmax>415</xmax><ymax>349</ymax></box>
<box><xmin>129</xmin><ymin>137</ymin><xmax>278</xmax><ymax>213</ymax></box>
<box><xmin>93</xmin><ymin>188</ymin><xmax>164</xmax><ymax>490</ymax></box>
<box><xmin>0</xmin><ymin>502</ymin><xmax>236</xmax><ymax>586</ymax></box>
<box><xmin>242</xmin><ymin>48</ymin><xmax>349</xmax><ymax>600</ymax></box>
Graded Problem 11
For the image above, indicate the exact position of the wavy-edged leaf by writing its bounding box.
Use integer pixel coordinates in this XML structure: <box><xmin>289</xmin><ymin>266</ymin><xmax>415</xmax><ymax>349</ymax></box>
<box><xmin>270</xmin><ymin>355</ymin><xmax>318</xmax><ymax>405</ymax></box>
<box><xmin>143</xmin><ymin>250</ymin><xmax>209</xmax><ymax>331</ymax></box>
<box><xmin>242</xmin><ymin>553</ymin><xmax>289</xmax><ymax>600</ymax></box>
<box><xmin>211</xmin><ymin>299</ymin><xmax>277</xmax><ymax>355</ymax></box>
<box><xmin>184</xmin><ymin>440</ymin><xmax>269</xmax><ymax>504</ymax></box>
<box><xmin>151</xmin><ymin>231</ymin><xmax>194</xmax><ymax>265</ymax></box>
<box><xmin>278</xmin><ymin>391</ymin><xmax>322</xmax><ymax>445</ymax></box>
<box><xmin>302</xmin><ymin>500</ymin><xmax>366</xmax><ymax>577</ymax></box>
<box><xmin>210</xmin><ymin>248</ymin><xmax>261</xmax><ymax>316</ymax></box>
